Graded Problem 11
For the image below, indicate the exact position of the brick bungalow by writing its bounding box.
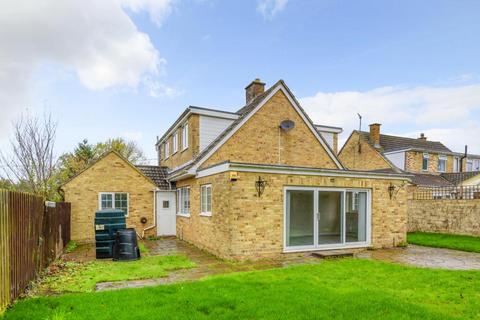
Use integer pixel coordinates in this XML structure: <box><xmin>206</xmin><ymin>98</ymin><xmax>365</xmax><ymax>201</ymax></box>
<box><xmin>65</xmin><ymin>79</ymin><xmax>411</xmax><ymax>260</ymax></box>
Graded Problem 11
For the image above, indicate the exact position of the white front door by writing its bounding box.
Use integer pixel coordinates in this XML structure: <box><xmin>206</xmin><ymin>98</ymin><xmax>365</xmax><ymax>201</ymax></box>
<box><xmin>156</xmin><ymin>191</ymin><xmax>176</xmax><ymax>236</ymax></box>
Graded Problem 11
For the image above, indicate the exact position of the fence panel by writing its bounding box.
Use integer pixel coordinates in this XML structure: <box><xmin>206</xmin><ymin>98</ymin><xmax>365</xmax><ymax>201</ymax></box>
<box><xmin>0</xmin><ymin>190</ymin><xmax>70</xmax><ymax>312</ymax></box>
<box><xmin>413</xmin><ymin>185</ymin><xmax>480</xmax><ymax>200</ymax></box>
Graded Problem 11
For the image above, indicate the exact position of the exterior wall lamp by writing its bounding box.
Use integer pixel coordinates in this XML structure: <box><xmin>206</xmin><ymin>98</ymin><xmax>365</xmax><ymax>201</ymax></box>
<box><xmin>255</xmin><ymin>176</ymin><xmax>267</xmax><ymax>197</ymax></box>
<box><xmin>388</xmin><ymin>183</ymin><xmax>396</xmax><ymax>199</ymax></box>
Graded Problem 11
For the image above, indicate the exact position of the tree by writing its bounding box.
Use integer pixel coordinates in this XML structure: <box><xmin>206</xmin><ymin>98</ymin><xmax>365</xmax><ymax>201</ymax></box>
<box><xmin>0</xmin><ymin>113</ymin><xmax>58</xmax><ymax>199</ymax></box>
<box><xmin>93</xmin><ymin>138</ymin><xmax>146</xmax><ymax>164</ymax></box>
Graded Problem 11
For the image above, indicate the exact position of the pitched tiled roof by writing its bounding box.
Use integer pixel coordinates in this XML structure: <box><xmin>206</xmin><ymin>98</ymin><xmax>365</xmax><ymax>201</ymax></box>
<box><xmin>358</xmin><ymin>131</ymin><xmax>452</xmax><ymax>153</ymax></box>
<box><xmin>441</xmin><ymin>171</ymin><xmax>480</xmax><ymax>186</ymax></box>
<box><xmin>136</xmin><ymin>165</ymin><xmax>171</xmax><ymax>190</ymax></box>
<box><xmin>409</xmin><ymin>173</ymin><xmax>452</xmax><ymax>187</ymax></box>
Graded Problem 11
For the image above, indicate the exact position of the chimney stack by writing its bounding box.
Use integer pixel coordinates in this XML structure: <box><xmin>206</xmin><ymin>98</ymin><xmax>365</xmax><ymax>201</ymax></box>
<box><xmin>418</xmin><ymin>133</ymin><xmax>427</xmax><ymax>140</ymax></box>
<box><xmin>369</xmin><ymin>123</ymin><xmax>381</xmax><ymax>148</ymax></box>
<box><xmin>245</xmin><ymin>78</ymin><xmax>265</xmax><ymax>104</ymax></box>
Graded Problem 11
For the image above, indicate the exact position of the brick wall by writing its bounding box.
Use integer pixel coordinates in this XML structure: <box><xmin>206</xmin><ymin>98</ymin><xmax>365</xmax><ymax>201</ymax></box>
<box><xmin>63</xmin><ymin>152</ymin><xmax>156</xmax><ymax>243</ymax></box>
<box><xmin>200</xmin><ymin>90</ymin><xmax>339</xmax><ymax>170</ymax></box>
<box><xmin>405</xmin><ymin>151</ymin><xmax>454</xmax><ymax>173</ymax></box>
<box><xmin>160</xmin><ymin>114</ymin><xmax>200</xmax><ymax>169</ymax></box>
<box><xmin>338</xmin><ymin>131</ymin><xmax>393</xmax><ymax>171</ymax></box>
<box><xmin>178</xmin><ymin>170</ymin><xmax>408</xmax><ymax>260</ymax></box>
<box><xmin>408</xmin><ymin>199</ymin><xmax>480</xmax><ymax>236</ymax></box>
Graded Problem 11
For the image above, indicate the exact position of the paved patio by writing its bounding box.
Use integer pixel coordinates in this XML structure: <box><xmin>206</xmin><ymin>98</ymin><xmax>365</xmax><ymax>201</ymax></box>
<box><xmin>356</xmin><ymin>244</ymin><xmax>480</xmax><ymax>270</ymax></box>
<box><xmin>65</xmin><ymin>238</ymin><xmax>480</xmax><ymax>292</ymax></box>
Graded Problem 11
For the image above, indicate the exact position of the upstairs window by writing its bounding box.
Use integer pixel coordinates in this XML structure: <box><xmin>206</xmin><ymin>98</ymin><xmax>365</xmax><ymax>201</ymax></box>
<box><xmin>453</xmin><ymin>157</ymin><xmax>460</xmax><ymax>172</ymax></box>
<box><xmin>173</xmin><ymin>132</ymin><xmax>178</xmax><ymax>154</ymax></box>
<box><xmin>467</xmin><ymin>160</ymin><xmax>473</xmax><ymax>172</ymax></box>
<box><xmin>422</xmin><ymin>153</ymin><xmax>429</xmax><ymax>171</ymax></box>
<box><xmin>182</xmin><ymin>123</ymin><xmax>189</xmax><ymax>150</ymax></box>
<box><xmin>438</xmin><ymin>155</ymin><xmax>447</xmax><ymax>172</ymax></box>
<box><xmin>164</xmin><ymin>141</ymin><xmax>169</xmax><ymax>159</ymax></box>
<box><xmin>474</xmin><ymin>159</ymin><xmax>480</xmax><ymax>171</ymax></box>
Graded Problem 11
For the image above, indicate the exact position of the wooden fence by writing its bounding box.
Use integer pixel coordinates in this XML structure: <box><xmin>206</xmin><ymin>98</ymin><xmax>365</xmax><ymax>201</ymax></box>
<box><xmin>0</xmin><ymin>190</ymin><xmax>71</xmax><ymax>312</ymax></box>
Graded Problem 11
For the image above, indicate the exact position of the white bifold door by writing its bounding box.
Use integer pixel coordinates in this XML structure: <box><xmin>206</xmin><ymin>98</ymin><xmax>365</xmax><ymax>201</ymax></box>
<box><xmin>284</xmin><ymin>187</ymin><xmax>370</xmax><ymax>251</ymax></box>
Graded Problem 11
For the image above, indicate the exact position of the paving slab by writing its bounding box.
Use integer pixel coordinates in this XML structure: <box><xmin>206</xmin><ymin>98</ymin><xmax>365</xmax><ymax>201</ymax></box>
<box><xmin>356</xmin><ymin>245</ymin><xmax>480</xmax><ymax>270</ymax></box>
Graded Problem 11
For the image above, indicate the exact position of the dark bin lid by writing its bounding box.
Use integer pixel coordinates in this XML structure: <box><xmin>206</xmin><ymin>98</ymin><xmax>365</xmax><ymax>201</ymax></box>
<box><xmin>95</xmin><ymin>209</ymin><xmax>126</xmax><ymax>218</ymax></box>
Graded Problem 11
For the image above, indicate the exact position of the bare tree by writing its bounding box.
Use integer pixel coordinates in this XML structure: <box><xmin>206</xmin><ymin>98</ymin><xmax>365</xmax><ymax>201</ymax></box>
<box><xmin>0</xmin><ymin>113</ymin><xmax>57</xmax><ymax>199</ymax></box>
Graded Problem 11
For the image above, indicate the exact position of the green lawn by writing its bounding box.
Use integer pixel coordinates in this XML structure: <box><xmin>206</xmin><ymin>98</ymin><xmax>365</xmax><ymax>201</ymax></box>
<box><xmin>408</xmin><ymin>232</ymin><xmax>480</xmax><ymax>253</ymax></box>
<box><xmin>31</xmin><ymin>255</ymin><xmax>195</xmax><ymax>294</ymax></box>
<box><xmin>4</xmin><ymin>259</ymin><xmax>480</xmax><ymax>319</ymax></box>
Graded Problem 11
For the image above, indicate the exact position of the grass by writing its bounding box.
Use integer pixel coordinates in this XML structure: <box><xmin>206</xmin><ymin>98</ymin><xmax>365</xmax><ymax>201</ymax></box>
<box><xmin>4</xmin><ymin>258</ymin><xmax>480</xmax><ymax>319</ymax></box>
<box><xmin>30</xmin><ymin>255</ymin><xmax>195</xmax><ymax>294</ymax></box>
<box><xmin>64</xmin><ymin>241</ymin><xmax>78</xmax><ymax>254</ymax></box>
<box><xmin>408</xmin><ymin>232</ymin><xmax>480</xmax><ymax>253</ymax></box>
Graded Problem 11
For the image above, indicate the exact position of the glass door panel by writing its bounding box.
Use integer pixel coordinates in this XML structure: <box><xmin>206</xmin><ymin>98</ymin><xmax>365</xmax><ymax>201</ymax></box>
<box><xmin>286</xmin><ymin>190</ymin><xmax>314</xmax><ymax>247</ymax></box>
<box><xmin>346</xmin><ymin>191</ymin><xmax>367</xmax><ymax>242</ymax></box>
<box><xmin>317</xmin><ymin>191</ymin><xmax>343</xmax><ymax>245</ymax></box>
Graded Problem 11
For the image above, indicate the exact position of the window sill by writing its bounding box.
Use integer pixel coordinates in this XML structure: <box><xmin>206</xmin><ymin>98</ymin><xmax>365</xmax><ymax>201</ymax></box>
<box><xmin>181</xmin><ymin>147</ymin><xmax>189</xmax><ymax>153</ymax></box>
<box><xmin>176</xmin><ymin>213</ymin><xmax>190</xmax><ymax>218</ymax></box>
<box><xmin>172</xmin><ymin>151</ymin><xmax>178</xmax><ymax>155</ymax></box>
<box><xmin>199</xmin><ymin>212</ymin><xmax>212</xmax><ymax>217</ymax></box>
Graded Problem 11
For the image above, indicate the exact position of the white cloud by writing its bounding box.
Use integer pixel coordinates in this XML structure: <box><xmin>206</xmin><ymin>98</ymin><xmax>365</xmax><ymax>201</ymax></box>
<box><xmin>257</xmin><ymin>0</ymin><xmax>288</xmax><ymax>20</ymax></box>
<box><xmin>121</xmin><ymin>0</ymin><xmax>175</xmax><ymax>26</ymax></box>
<box><xmin>300</xmin><ymin>83</ymin><xmax>480</xmax><ymax>154</ymax></box>
<box><xmin>0</xmin><ymin>0</ymin><xmax>176</xmax><ymax>135</ymax></box>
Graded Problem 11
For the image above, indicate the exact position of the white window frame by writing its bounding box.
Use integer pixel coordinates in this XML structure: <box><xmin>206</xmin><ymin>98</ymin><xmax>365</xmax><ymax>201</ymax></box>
<box><xmin>474</xmin><ymin>159</ymin><xmax>480</xmax><ymax>171</ymax></box>
<box><xmin>182</xmin><ymin>123</ymin><xmax>189</xmax><ymax>151</ymax></box>
<box><xmin>98</xmin><ymin>192</ymin><xmax>129</xmax><ymax>216</ymax></box>
<box><xmin>422</xmin><ymin>153</ymin><xmax>429</xmax><ymax>171</ymax></box>
<box><xmin>438</xmin><ymin>155</ymin><xmax>447</xmax><ymax>173</ymax></box>
<box><xmin>467</xmin><ymin>159</ymin><xmax>473</xmax><ymax>172</ymax></box>
<box><xmin>453</xmin><ymin>156</ymin><xmax>460</xmax><ymax>173</ymax></box>
<box><xmin>164</xmin><ymin>141</ymin><xmax>170</xmax><ymax>159</ymax></box>
<box><xmin>200</xmin><ymin>184</ymin><xmax>212</xmax><ymax>216</ymax></box>
<box><xmin>176</xmin><ymin>186</ymin><xmax>191</xmax><ymax>217</ymax></box>
<box><xmin>172</xmin><ymin>131</ymin><xmax>178</xmax><ymax>154</ymax></box>
<box><xmin>283</xmin><ymin>186</ymin><xmax>371</xmax><ymax>253</ymax></box>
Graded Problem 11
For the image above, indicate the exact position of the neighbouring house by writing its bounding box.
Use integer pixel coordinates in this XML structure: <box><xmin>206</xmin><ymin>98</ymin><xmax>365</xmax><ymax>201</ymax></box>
<box><xmin>64</xmin><ymin>79</ymin><xmax>412</xmax><ymax>260</ymax></box>
<box><xmin>62</xmin><ymin>151</ymin><xmax>172</xmax><ymax>243</ymax></box>
<box><xmin>151</xmin><ymin>79</ymin><xmax>410</xmax><ymax>260</ymax></box>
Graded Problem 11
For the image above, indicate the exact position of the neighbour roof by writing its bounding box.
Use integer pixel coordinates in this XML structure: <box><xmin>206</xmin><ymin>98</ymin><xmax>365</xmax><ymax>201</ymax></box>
<box><xmin>357</xmin><ymin>131</ymin><xmax>452</xmax><ymax>154</ymax></box>
<box><xmin>409</xmin><ymin>173</ymin><xmax>452</xmax><ymax>187</ymax></box>
<box><xmin>441</xmin><ymin>171</ymin><xmax>480</xmax><ymax>186</ymax></box>
<box><xmin>136</xmin><ymin>165</ymin><xmax>171</xmax><ymax>190</ymax></box>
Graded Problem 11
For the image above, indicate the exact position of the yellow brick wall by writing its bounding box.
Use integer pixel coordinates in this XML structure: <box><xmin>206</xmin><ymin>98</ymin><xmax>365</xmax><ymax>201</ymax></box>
<box><xmin>63</xmin><ymin>152</ymin><xmax>156</xmax><ymax>243</ymax></box>
<box><xmin>405</xmin><ymin>151</ymin><xmax>454</xmax><ymax>173</ymax></box>
<box><xmin>160</xmin><ymin>114</ymin><xmax>200</xmax><ymax>169</ymax></box>
<box><xmin>200</xmin><ymin>90</ymin><xmax>339</xmax><ymax>170</ymax></box>
<box><xmin>338</xmin><ymin>131</ymin><xmax>393</xmax><ymax>171</ymax></box>
<box><xmin>333</xmin><ymin>133</ymin><xmax>339</xmax><ymax>154</ymax></box>
<box><xmin>177</xmin><ymin>170</ymin><xmax>408</xmax><ymax>260</ymax></box>
<box><xmin>175</xmin><ymin>173</ymin><xmax>234</xmax><ymax>259</ymax></box>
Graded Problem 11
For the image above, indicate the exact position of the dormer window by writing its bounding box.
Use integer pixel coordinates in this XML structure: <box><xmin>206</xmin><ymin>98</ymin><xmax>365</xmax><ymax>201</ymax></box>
<box><xmin>422</xmin><ymin>153</ymin><xmax>429</xmax><ymax>171</ymax></box>
<box><xmin>438</xmin><ymin>155</ymin><xmax>447</xmax><ymax>172</ymax></box>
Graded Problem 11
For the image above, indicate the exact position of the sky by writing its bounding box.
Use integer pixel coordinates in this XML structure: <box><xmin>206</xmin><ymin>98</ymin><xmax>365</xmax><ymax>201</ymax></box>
<box><xmin>1</xmin><ymin>0</ymin><xmax>480</xmax><ymax>164</ymax></box>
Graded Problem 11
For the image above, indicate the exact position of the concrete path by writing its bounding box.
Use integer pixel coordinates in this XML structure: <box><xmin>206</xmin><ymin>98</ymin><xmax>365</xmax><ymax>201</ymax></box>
<box><xmin>357</xmin><ymin>245</ymin><xmax>480</xmax><ymax>270</ymax></box>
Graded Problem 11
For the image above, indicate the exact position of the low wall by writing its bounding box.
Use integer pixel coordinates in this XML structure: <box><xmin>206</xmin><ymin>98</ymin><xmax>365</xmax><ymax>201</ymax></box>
<box><xmin>408</xmin><ymin>199</ymin><xmax>480</xmax><ymax>236</ymax></box>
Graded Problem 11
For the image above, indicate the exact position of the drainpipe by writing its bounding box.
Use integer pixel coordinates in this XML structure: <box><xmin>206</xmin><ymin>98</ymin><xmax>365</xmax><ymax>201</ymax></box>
<box><xmin>141</xmin><ymin>189</ymin><xmax>158</xmax><ymax>239</ymax></box>
<box><xmin>460</xmin><ymin>145</ymin><xmax>468</xmax><ymax>172</ymax></box>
